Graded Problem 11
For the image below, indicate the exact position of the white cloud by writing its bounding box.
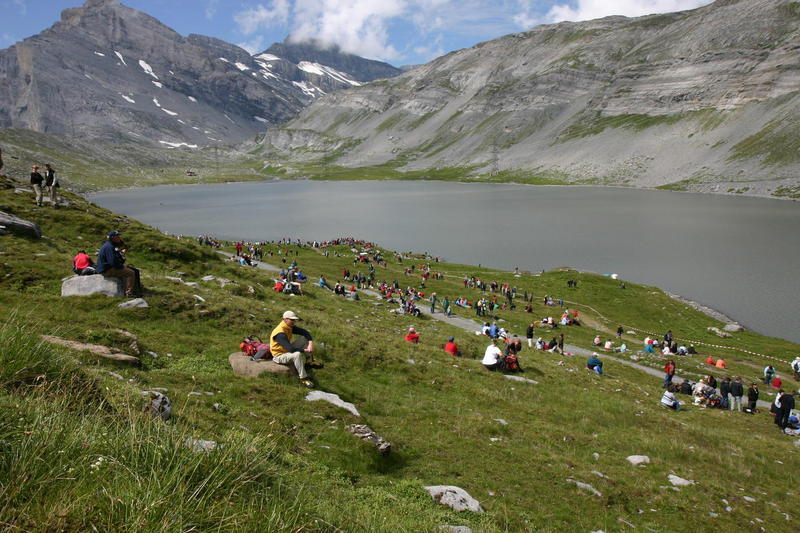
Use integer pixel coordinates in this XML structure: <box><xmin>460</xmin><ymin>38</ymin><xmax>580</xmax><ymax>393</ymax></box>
<box><xmin>289</xmin><ymin>0</ymin><xmax>407</xmax><ymax>60</ymax></box>
<box><xmin>12</xmin><ymin>0</ymin><xmax>27</xmax><ymax>15</ymax></box>
<box><xmin>541</xmin><ymin>0</ymin><xmax>712</xmax><ymax>25</ymax></box>
<box><xmin>234</xmin><ymin>0</ymin><xmax>291</xmax><ymax>35</ymax></box>
<box><xmin>205</xmin><ymin>0</ymin><xmax>219</xmax><ymax>20</ymax></box>
<box><xmin>238</xmin><ymin>36</ymin><xmax>267</xmax><ymax>54</ymax></box>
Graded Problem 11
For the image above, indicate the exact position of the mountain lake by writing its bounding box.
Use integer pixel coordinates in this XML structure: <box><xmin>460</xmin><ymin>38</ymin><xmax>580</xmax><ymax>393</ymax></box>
<box><xmin>89</xmin><ymin>181</ymin><xmax>800</xmax><ymax>343</ymax></box>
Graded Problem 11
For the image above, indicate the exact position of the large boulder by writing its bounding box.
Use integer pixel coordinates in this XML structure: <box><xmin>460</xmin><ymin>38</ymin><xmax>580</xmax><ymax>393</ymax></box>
<box><xmin>61</xmin><ymin>275</ymin><xmax>124</xmax><ymax>297</ymax></box>
<box><xmin>0</xmin><ymin>210</ymin><xmax>41</xmax><ymax>238</ymax></box>
<box><xmin>723</xmin><ymin>323</ymin><xmax>745</xmax><ymax>332</ymax></box>
<box><xmin>228</xmin><ymin>352</ymin><xmax>294</xmax><ymax>377</ymax></box>
<box><xmin>424</xmin><ymin>486</ymin><xmax>484</xmax><ymax>513</ymax></box>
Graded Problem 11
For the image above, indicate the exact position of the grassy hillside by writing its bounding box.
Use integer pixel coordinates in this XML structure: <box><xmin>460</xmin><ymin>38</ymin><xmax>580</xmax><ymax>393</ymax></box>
<box><xmin>1</xmin><ymin>174</ymin><xmax>799</xmax><ymax>532</ymax></box>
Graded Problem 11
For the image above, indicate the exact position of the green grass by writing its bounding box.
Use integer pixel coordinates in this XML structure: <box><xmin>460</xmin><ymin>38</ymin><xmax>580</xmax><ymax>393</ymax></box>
<box><xmin>1</xmin><ymin>174</ymin><xmax>799</xmax><ymax>531</ymax></box>
<box><xmin>728</xmin><ymin>114</ymin><xmax>800</xmax><ymax>166</ymax></box>
<box><xmin>557</xmin><ymin>109</ymin><xmax>727</xmax><ymax>143</ymax></box>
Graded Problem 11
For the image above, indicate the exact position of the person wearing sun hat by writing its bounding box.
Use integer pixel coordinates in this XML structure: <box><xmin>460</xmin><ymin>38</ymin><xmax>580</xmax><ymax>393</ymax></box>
<box><xmin>269</xmin><ymin>310</ymin><xmax>320</xmax><ymax>388</ymax></box>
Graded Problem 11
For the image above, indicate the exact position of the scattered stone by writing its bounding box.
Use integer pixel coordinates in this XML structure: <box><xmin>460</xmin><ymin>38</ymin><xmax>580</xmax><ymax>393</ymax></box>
<box><xmin>305</xmin><ymin>390</ymin><xmax>360</xmax><ymax>417</ymax></box>
<box><xmin>439</xmin><ymin>527</ymin><xmax>472</xmax><ymax>533</ymax></box>
<box><xmin>566</xmin><ymin>478</ymin><xmax>602</xmax><ymax>497</ymax></box>
<box><xmin>184</xmin><ymin>438</ymin><xmax>217</xmax><ymax>453</ymax></box>
<box><xmin>668</xmin><ymin>474</ymin><xmax>695</xmax><ymax>486</ymax></box>
<box><xmin>725</xmin><ymin>506</ymin><xmax>733</xmax><ymax>512</ymax></box>
<box><xmin>742</xmin><ymin>496</ymin><xmax>756</xmax><ymax>503</ymax></box>
<box><xmin>41</xmin><ymin>335</ymin><xmax>140</xmax><ymax>363</ymax></box>
<box><xmin>503</xmin><ymin>375</ymin><xmax>538</xmax><ymax>385</ymax></box>
<box><xmin>346</xmin><ymin>424</ymin><xmax>391</xmax><ymax>454</ymax></box>
<box><xmin>707</xmin><ymin>326</ymin><xmax>732</xmax><ymax>338</ymax></box>
<box><xmin>118</xmin><ymin>298</ymin><xmax>148</xmax><ymax>309</ymax></box>
<box><xmin>228</xmin><ymin>352</ymin><xmax>294</xmax><ymax>377</ymax></box>
<box><xmin>142</xmin><ymin>391</ymin><xmax>172</xmax><ymax>421</ymax></box>
<box><xmin>494</xmin><ymin>418</ymin><xmax>508</xmax><ymax>425</ymax></box>
<box><xmin>709</xmin><ymin>513</ymin><xmax>719</xmax><ymax>518</ymax></box>
<box><xmin>212</xmin><ymin>403</ymin><xmax>222</xmax><ymax>411</ymax></box>
<box><xmin>188</xmin><ymin>392</ymin><xmax>204</xmax><ymax>396</ymax></box>
<box><xmin>407</xmin><ymin>359</ymin><xmax>416</xmax><ymax>365</ymax></box>
<box><xmin>61</xmin><ymin>275</ymin><xmax>124</xmax><ymax>297</ymax></box>
<box><xmin>627</xmin><ymin>455</ymin><xmax>650</xmax><ymax>466</ymax></box>
<box><xmin>592</xmin><ymin>452</ymin><xmax>600</xmax><ymax>461</ymax></box>
<box><xmin>591</xmin><ymin>470</ymin><xmax>609</xmax><ymax>479</ymax></box>
<box><xmin>489</xmin><ymin>437</ymin><xmax>502</xmax><ymax>442</ymax></box>
<box><xmin>659</xmin><ymin>486</ymin><xmax>680</xmax><ymax>492</ymax></box>
<box><xmin>147</xmin><ymin>351</ymin><xmax>159</xmax><ymax>358</ymax></box>
<box><xmin>424</xmin><ymin>486</ymin><xmax>484</xmax><ymax>513</ymax></box>
<box><xmin>193</xmin><ymin>294</ymin><xmax>206</xmax><ymax>302</ymax></box>
<box><xmin>723</xmin><ymin>323</ymin><xmax>745</xmax><ymax>332</ymax></box>
<box><xmin>165</xmin><ymin>276</ymin><xmax>183</xmax><ymax>283</ymax></box>
<box><xmin>107</xmin><ymin>371</ymin><xmax>124</xmax><ymax>380</ymax></box>
<box><xmin>201</xmin><ymin>275</ymin><xmax>216</xmax><ymax>282</ymax></box>
<box><xmin>0</xmin><ymin>210</ymin><xmax>42</xmax><ymax>238</ymax></box>
<box><xmin>151</xmin><ymin>387</ymin><xmax>168</xmax><ymax>392</ymax></box>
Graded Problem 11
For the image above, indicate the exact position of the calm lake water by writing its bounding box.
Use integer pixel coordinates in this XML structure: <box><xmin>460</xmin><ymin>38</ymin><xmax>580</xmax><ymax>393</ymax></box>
<box><xmin>89</xmin><ymin>181</ymin><xmax>800</xmax><ymax>343</ymax></box>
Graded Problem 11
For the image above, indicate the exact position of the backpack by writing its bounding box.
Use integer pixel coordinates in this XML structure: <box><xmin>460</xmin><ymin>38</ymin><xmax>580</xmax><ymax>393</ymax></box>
<box><xmin>505</xmin><ymin>354</ymin><xmax>520</xmax><ymax>372</ymax></box>
<box><xmin>240</xmin><ymin>336</ymin><xmax>270</xmax><ymax>358</ymax></box>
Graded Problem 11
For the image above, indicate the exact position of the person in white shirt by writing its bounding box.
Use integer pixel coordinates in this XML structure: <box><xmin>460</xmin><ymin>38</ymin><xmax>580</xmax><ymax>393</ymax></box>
<box><xmin>661</xmin><ymin>385</ymin><xmax>681</xmax><ymax>410</ymax></box>
<box><xmin>482</xmin><ymin>339</ymin><xmax>504</xmax><ymax>371</ymax></box>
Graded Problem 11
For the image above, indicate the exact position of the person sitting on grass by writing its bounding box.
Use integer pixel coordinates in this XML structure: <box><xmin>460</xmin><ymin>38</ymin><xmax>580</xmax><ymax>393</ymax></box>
<box><xmin>269</xmin><ymin>310</ymin><xmax>320</xmax><ymax>389</ymax></box>
<box><xmin>661</xmin><ymin>384</ymin><xmax>681</xmax><ymax>410</ymax></box>
<box><xmin>587</xmin><ymin>353</ymin><xmax>604</xmax><ymax>375</ymax></box>
<box><xmin>592</xmin><ymin>335</ymin><xmax>602</xmax><ymax>346</ymax></box>
<box><xmin>603</xmin><ymin>339</ymin><xmax>614</xmax><ymax>351</ymax></box>
<box><xmin>482</xmin><ymin>339</ymin><xmax>505</xmax><ymax>371</ymax></box>
<box><xmin>444</xmin><ymin>336</ymin><xmax>461</xmax><ymax>357</ymax></box>
<box><xmin>72</xmin><ymin>250</ymin><xmax>96</xmax><ymax>276</ymax></box>
<box><xmin>95</xmin><ymin>231</ymin><xmax>141</xmax><ymax>297</ymax></box>
<box><xmin>405</xmin><ymin>327</ymin><xmax>420</xmax><ymax>343</ymax></box>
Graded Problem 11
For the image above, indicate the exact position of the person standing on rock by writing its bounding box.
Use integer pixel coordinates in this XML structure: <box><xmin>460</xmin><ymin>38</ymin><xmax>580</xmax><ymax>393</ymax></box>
<box><xmin>269</xmin><ymin>310</ymin><xmax>319</xmax><ymax>388</ymax></box>
<box><xmin>30</xmin><ymin>165</ymin><xmax>44</xmax><ymax>206</ymax></box>
<box><xmin>96</xmin><ymin>231</ymin><xmax>140</xmax><ymax>297</ymax></box>
<box><xmin>44</xmin><ymin>164</ymin><xmax>58</xmax><ymax>206</ymax></box>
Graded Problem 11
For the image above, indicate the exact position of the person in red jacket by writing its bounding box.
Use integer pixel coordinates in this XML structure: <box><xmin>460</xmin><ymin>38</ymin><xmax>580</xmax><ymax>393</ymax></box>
<box><xmin>405</xmin><ymin>327</ymin><xmax>420</xmax><ymax>343</ymax></box>
<box><xmin>444</xmin><ymin>336</ymin><xmax>461</xmax><ymax>357</ymax></box>
<box><xmin>663</xmin><ymin>359</ymin><xmax>676</xmax><ymax>388</ymax></box>
<box><xmin>72</xmin><ymin>250</ymin><xmax>96</xmax><ymax>275</ymax></box>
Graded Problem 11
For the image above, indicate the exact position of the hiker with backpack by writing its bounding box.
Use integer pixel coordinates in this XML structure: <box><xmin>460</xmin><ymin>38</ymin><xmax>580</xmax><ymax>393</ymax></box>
<box><xmin>269</xmin><ymin>310</ymin><xmax>321</xmax><ymax>389</ymax></box>
<box><xmin>503</xmin><ymin>335</ymin><xmax>524</xmax><ymax>373</ymax></box>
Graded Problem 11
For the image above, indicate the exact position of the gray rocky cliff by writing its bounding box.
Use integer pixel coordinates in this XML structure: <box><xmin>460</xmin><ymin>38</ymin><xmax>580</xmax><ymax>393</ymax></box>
<box><xmin>260</xmin><ymin>0</ymin><xmax>800</xmax><ymax>197</ymax></box>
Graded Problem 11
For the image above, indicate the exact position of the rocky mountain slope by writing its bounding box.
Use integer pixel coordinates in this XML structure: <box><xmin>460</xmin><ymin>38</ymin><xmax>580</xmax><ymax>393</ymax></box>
<box><xmin>0</xmin><ymin>0</ymin><xmax>400</xmax><ymax>147</ymax></box>
<box><xmin>260</xmin><ymin>0</ymin><xmax>800</xmax><ymax>197</ymax></box>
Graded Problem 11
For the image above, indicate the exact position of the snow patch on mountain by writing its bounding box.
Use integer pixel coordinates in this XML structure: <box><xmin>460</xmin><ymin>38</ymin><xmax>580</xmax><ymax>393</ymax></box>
<box><xmin>152</xmin><ymin>98</ymin><xmax>161</xmax><ymax>107</ymax></box>
<box><xmin>254</xmin><ymin>116</ymin><xmax>269</xmax><ymax>123</ymax></box>
<box><xmin>218</xmin><ymin>57</ymin><xmax>229</xmax><ymax>63</ymax></box>
<box><xmin>159</xmin><ymin>141</ymin><xmax>198</xmax><ymax>148</ymax></box>
<box><xmin>139</xmin><ymin>60</ymin><xmax>158</xmax><ymax>79</ymax></box>
<box><xmin>114</xmin><ymin>51</ymin><xmax>127</xmax><ymax>65</ymax></box>
<box><xmin>120</xmin><ymin>94</ymin><xmax>135</xmax><ymax>104</ymax></box>
<box><xmin>94</xmin><ymin>51</ymin><xmax>105</xmax><ymax>57</ymax></box>
<box><xmin>188</xmin><ymin>96</ymin><xmax>197</xmax><ymax>102</ymax></box>
<box><xmin>161</xmin><ymin>108</ymin><xmax>178</xmax><ymax>116</ymax></box>
<box><xmin>255</xmin><ymin>53</ymin><xmax>281</xmax><ymax>61</ymax></box>
<box><xmin>297</xmin><ymin>61</ymin><xmax>360</xmax><ymax>86</ymax></box>
<box><xmin>235</xmin><ymin>62</ymin><xmax>250</xmax><ymax>71</ymax></box>
<box><xmin>152</xmin><ymin>81</ymin><xmax>163</xmax><ymax>88</ymax></box>
<box><xmin>292</xmin><ymin>80</ymin><xmax>323</xmax><ymax>98</ymax></box>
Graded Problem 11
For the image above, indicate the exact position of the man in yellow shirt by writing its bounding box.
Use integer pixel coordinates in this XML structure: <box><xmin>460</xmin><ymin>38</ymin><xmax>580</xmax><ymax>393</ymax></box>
<box><xmin>270</xmin><ymin>310</ymin><xmax>319</xmax><ymax>388</ymax></box>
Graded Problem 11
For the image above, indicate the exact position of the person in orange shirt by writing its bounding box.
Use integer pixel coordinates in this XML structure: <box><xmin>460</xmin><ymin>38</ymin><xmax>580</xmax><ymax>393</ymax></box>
<box><xmin>705</xmin><ymin>355</ymin><xmax>715</xmax><ymax>365</ymax></box>
<box><xmin>715</xmin><ymin>358</ymin><xmax>726</xmax><ymax>369</ymax></box>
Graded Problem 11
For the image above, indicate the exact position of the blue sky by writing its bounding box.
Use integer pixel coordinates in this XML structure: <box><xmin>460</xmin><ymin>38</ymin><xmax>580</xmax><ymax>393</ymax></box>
<box><xmin>0</xmin><ymin>0</ymin><xmax>713</xmax><ymax>65</ymax></box>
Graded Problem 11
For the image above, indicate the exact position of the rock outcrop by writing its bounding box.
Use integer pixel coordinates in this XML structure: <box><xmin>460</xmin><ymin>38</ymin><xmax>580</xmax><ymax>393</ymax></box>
<box><xmin>62</xmin><ymin>275</ymin><xmax>124</xmax><ymax>297</ymax></box>
<box><xmin>346</xmin><ymin>424</ymin><xmax>391</xmax><ymax>455</ymax></box>
<box><xmin>41</xmin><ymin>334</ymin><xmax>140</xmax><ymax>363</ymax></box>
<box><xmin>0</xmin><ymin>210</ymin><xmax>42</xmax><ymax>238</ymax></box>
<box><xmin>228</xmin><ymin>352</ymin><xmax>294</xmax><ymax>377</ymax></box>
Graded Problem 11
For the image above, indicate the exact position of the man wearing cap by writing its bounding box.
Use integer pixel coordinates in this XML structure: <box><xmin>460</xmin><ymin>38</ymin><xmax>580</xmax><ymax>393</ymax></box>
<box><xmin>444</xmin><ymin>336</ymin><xmax>461</xmax><ymax>357</ymax></box>
<box><xmin>270</xmin><ymin>310</ymin><xmax>319</xmax><ymax>388</ymax></box>
<box><xmin>96</xmin><ymin>231</ymin><xmax>140</xmax><ymax>297</ymax></box>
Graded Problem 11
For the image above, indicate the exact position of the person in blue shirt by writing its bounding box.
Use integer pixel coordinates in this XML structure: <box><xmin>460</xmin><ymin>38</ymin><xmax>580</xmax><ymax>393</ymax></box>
<box><xmin>587</xmin><ymin>353</ymin><xmax>604</xmax><ymax>375</ymax></box>
<box><xmin>96</xmin><ymin>231</ymin><xmax>140</xmax><ymax>296</ymax></box>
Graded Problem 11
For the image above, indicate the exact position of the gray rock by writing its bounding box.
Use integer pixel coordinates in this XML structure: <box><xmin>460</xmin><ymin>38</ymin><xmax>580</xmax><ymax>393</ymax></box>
<box><xmin>228</xmin><ymin>352</ymin><xmax>294</xmax><ymax>377</ymax></box>
<box><xmin>306</xmin><ymin>390</ymin><xmax>360</xmax><ymax>417</ymax></box>
<box><xmin>439</xmin><ymin>527</ymin><xmax>472</xmax><ymax>533</ymax></box>
<box><xmin>504</xmin><ymin>375</ymin><xmax>539</xmax><ymax>385</ymax></box>
<box><xmin>668</xmin><ymin>474</ymin><xmax>695</xmax><ymax>486</ymax></box>
<box><xmin>707</xmin><ymin>326</ymin><xmax>733</xmax><ymax>338</ymax></box>
<box><xmin>165</xmin><ymin>276</ymin><xmax>183</xmax><ymax>283</ymax></box>
<box><xmin>723</xmin><ymin>323</ymin><xmax>745</xmax><ymax>332</ymax></box>
<box><xmin>566</xmin><ymin>478</ymin><xmax>602</xmax><ymax>497</ymax></box>
<box><xmin>424</xmin><ymin>486</ymin><xmax>483</xmax><ymax>513</ymax></box>
<box><xmin>346</xmin><ymin>424</ymin><xmax>391</xmax><ymax>454</ymax></box>
<box><xmin>493</xmin><ymin>418</ymin><xmax>508</xmax><ymax>425</ymax></box>
<box><xmin>184</xmin><ymin>282</ymin><xmax>199</xmax><ymax>287</ymax></box>
<box><xmin>184</xmin><ymin>438</ymin><xmax>217</xmax><ymax>453</ymax></box>
<box><xmin>0</xmin><ymin>210</ymin><xmax>41</xmax><ymax>238</ymax></box>
<box><xmin>193</xmin><ymin>294</ymin><xmax>206</xmax><ymax>302</ymax></box>
<box><xmin>142</xmin><ymin>391</ymin><xmax>172</xmax><ymax>421</ymax></box>
<box><xmin>118</xmin><ymin>298</ymin><xmax>148</xmax><ymax>309</ymax></box>
<box><xmin>61</xmin><ymin>275</ymin><xmax>124</xmax><ymax>297</ymax></box>
<box><xmin>627</xmin><ymin>455</ymin><xmax>650</xmax><ymax>466</ymax></box>
<box><xmin>201</xmin><ymin>275</ymin><xmax>216</xmax><ymax>282</ymax></box>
